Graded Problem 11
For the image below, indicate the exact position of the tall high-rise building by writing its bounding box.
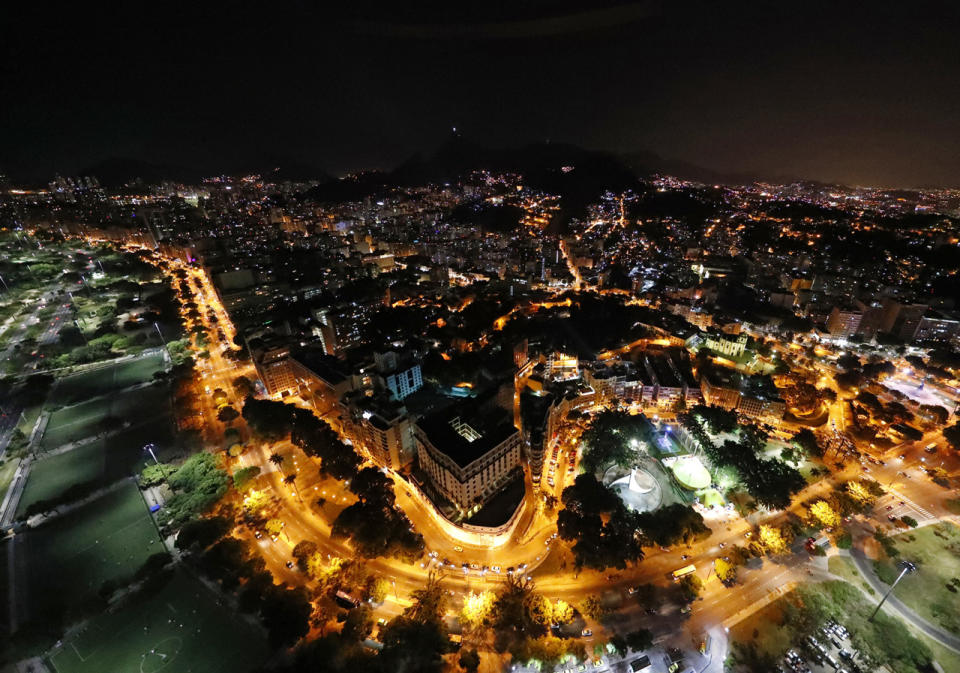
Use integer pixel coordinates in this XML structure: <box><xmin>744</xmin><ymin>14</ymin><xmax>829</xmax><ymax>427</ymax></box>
<box><xmin>880</xmin><ymin>299</ymin><xmax>928</xmax><ymax>341</ymax></box>
<box><xmin>251</xmin><ymin>344</ymin><xmax>296</xmax><ymax>397</ymax></box>
<box><xmin>374</xmin><ymin>350</ymin><xmax>423</xmax><ymax>400</ymax></box>
<box><xmin>415</xmin><ymin>401</ymin><xmax>522</xmax><ymax>512</ymax></box>
<box><xmin>826</xmin><ymin>306</ymin><xmax>863</xmax><ymax>338</ymax></box>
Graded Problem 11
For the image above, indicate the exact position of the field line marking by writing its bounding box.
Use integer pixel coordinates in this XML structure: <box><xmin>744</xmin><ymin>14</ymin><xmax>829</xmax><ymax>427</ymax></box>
<box><xmin>58</xmin><ymin>508</ymin><xmax>157</xmax><ymax>559</ymax></box>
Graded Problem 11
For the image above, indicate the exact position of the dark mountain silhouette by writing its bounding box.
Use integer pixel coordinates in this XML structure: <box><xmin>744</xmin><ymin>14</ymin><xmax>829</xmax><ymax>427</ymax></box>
<box><xmin>79</xmin><ymin>155</ymin><xmax>331</xmax><ymax>187</ymax></box>
<box><xmin>77</xmin><ymin>138</ymin><xmax>794</xmax><ymax>199</ymax></box>
<box><xmin>77</xmin><ymin>157</ymin><xmax>201</xmax><ymax>187</ymax></box>
<box><xmin>305</xmin><ymin>136</ymin><xmax>641</xmax><ymax>223</ymax></box>
<box><xmin>619</xmin><ymin>149</ymin><xmax>801</xmax><ymax>186</ymax></box>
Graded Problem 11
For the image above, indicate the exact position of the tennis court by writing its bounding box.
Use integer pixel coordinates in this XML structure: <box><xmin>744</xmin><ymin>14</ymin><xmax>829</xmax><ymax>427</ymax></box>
<box><xmin>48</xmin><ymin>571</ymin><xmax>268</xmax><ymax>673</ymax></box>
<box><xmin>663</xmin><ymin>454</ymin><xmax>712</xmax><ymax>490</ymax></box>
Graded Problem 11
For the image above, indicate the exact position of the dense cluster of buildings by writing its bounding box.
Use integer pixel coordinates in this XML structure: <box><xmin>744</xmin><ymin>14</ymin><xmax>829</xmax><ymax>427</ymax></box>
<box><xmin>4</xmin><ymin>163</ymin><xmax>959</xmax><ymax>527</ymax></box>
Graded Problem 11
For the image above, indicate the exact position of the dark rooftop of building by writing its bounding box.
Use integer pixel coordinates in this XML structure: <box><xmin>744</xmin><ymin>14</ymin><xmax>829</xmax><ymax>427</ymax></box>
<box><xmin>705</xmin><ymin>364</ymin><xmax>782</xmax><ymax>402</ymax></box>
<box><xmin>740</xmin><ymin>373</ymin><xmax>782</xmax><ymax>402</ymax></box>
<box><xmin>417</xmin><ymin>397</ymin><xmax>517</xmax><ymax>469</ymax></box>
<box><xmin>645</xmin><ymin>354</ymin><xmax>681</xmax><ymax>388</ymax></box>
<box><xmin>520</xmin><ymin>390</ymin><xmax>554</xmax><ymax>436</ymax></box>
<box><xmin>291</xmin><ymin>347</ymin><xmax>349</xmax><ymax>386</ymax></box>
<box><xmin>587</xmin><ymin>360</ymin><xmax>640</xmax><ymax>381</ymax></box>
<box><xmin>464</xmin><ymin>471</ymin><xmax>524</xmax><ymax>527</ymax></box>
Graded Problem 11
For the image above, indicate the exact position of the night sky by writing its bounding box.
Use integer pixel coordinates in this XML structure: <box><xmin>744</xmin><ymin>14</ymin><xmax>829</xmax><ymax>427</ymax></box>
<box><xmin>3</xmin><ymin>1</ymin><xmax>960</xmax><ymax>187</ymax></box>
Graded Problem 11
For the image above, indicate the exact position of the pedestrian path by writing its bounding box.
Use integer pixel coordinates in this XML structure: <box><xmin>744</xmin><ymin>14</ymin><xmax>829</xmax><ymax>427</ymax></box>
<box><xmin>847</xmin><ymin>549</ymin><xmax>960</xmax><ymax>653</ymax></box>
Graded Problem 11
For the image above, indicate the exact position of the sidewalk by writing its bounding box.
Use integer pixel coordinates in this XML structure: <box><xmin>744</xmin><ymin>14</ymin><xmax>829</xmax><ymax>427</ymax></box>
<box><xmin>0</xmin><ymin>458</ymin><xmax>30</xmax><ymax>528</ymax></box>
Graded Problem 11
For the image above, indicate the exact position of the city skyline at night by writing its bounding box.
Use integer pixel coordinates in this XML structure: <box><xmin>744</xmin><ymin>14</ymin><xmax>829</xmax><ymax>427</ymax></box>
<box><xmin>2</xmin><ymin>4</ymin><xmax>960</xmax><ymax>673</ymax></box>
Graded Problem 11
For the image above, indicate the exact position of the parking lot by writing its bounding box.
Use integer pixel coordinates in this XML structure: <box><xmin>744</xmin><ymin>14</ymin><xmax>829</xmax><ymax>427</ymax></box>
<box><xmin>784</xmin><ymin>621</ymin><xmax>862</xmax><ymax>673</ymax></box>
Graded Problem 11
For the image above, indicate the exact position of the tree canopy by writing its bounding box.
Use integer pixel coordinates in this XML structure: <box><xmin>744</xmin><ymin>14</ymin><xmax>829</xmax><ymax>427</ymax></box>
<box><xmin>290</xmin><ymin>408</ymin><xmax>361</xmax><ymax>481</ymax></box>
<box><xmin>242</xmin><ymin>396</ymin><xmax>293</xmax><ymax>441</ymax></box>
<box><xmin>580</xmin><ymin>410</ymin><xmax>654</xmax><ymax>474</ymax></box>
<box><xmin>331</xmin><ymin>477</ymin><xmax>424</xmax><ymax>563</ymax></box>
<box><xmin>944</xmin><ymin>422</ymin><xmax>960</xmax><ymax>451</ymax></box>
<box><xmin>160</xmin><ymin>452</ymin><xmax>230</xmax><ymax>527</ymax></box>
<box><xmin>636</xmin><ymin>503</ymin><xmax>711</xmax><ymax>547</ymax></box>
<box><xmin>557</xmin><ymin>474</ymin><xmax>645</xmax><ymax>571</ymax></box>
<box><xmin>700</xmin><ymin>426</ymin><xmax>805</xmax><ymax>510</ymax></box>
<box><xmin>378</xmin><ymin>575</ymin><xmax>451</xmax><ymax>673</ymax></box>
<box><xmin>689</xmin><ymin>404</ymin><xmax>738</xmax><ymax>434</ymax></box>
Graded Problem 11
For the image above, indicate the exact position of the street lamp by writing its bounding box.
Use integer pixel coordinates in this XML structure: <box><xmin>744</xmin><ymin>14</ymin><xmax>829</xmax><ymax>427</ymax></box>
<box><xmin>869</xmin><ymin>560</ymin><xmax>916</xmax><ymax>622</ymax></box>
<box><xmin>144</xmin><ymin>442</ymin><xmax>160</xmax><ymax>465</ymax></box>
<box><xmin>143</xmin><ymin>442</ymin><xmax>171</xmax><ymax>491</ymax></box>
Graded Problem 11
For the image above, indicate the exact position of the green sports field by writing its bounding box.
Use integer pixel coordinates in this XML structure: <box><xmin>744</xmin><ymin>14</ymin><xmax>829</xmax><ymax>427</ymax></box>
<box><xmin>19</xmin><ymin>417</ymin><xmax>174</xmax><ymax>516</ymax></box>
<box><xmin>48</xmin><ymin>571</ymin><xmax>268</xmax><ymax>673</ymax></box>
<box><xmin>50</xmin><ymin>352</ymin><xmax>167</xmax><ymax>405</ymax></box>
<box><xmin>17</xmin><ymin>417</ymin><xmax>173</xmax><ymax>516</ymax></box>
<box><xmin>15</xmin><ymin>480</ymin><xmax>163</xmax><ymax>619</ymax></box>
<box><xmin>17</xmin><ymin>442</ymin><xmax>106</xmax><ymax>514</ymax></box>
<box><xmin>40</xmin><ymin>385</ymin><xmax>170</xmax><ymax>451</ymax></box>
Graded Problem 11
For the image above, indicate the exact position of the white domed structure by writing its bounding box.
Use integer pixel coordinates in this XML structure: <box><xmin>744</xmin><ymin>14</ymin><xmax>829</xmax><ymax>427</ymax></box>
<box><xmin>608</xmin><ymin>467</ymin><xmax>661</xmax><ymax>513</ymax></box>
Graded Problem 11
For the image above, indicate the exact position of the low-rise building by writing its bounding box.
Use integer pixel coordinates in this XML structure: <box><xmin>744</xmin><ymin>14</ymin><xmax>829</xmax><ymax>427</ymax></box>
<box><xmin>700</xmin><ymin>366</ymin><xmax>785</xmax><ymax>424</ymax></box>
<box><xmin>702</xmin><ymin>331</ymin><xmax>749</xmax><ymax>358</ymax></box>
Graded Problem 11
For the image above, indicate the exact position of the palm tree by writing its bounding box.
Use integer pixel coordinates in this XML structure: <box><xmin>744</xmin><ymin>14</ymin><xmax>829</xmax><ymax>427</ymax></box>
<box><xmin>543</xmin><ymin>493</ymin><xmax>559</xmax><ymax>511</ymax></box>
<box><xmin>283</xmin><ymin>472</ymin><xmax>302</xmax><ymax>502</ymax></box>
<box><xmin>268</xmin><ymin>452</ymin><xmax>284</xmax><ymax>469</ymax></box>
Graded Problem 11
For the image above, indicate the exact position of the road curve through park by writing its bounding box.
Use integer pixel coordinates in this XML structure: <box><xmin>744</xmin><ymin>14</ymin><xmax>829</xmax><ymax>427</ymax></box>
<box><xmin>848</xmin><ymin>548</ymin><xmax>960</xmax><ymax>653</ymax></box>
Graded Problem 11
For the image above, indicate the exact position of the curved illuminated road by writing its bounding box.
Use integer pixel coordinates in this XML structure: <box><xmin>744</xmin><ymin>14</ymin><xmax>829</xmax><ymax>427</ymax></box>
<box><xmin>129</xmin><ymin>243</ymin><xmax>960</xmax><ymax>650</ymax></box>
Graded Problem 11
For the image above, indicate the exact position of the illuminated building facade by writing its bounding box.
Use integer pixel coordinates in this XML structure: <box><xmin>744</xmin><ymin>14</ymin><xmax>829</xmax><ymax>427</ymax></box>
<box><xmin>415</xmin><ymin>403</ymin><xmax>522</xmax><ymax>512</ymax></box>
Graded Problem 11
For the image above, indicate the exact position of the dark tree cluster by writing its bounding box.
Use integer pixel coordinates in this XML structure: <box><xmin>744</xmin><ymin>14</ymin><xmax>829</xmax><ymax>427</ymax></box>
<box><xmin>944</xmin><ymin>423</ymin><xmax>960</xmax><ymax>451</ymax></box>
<box><xmin>557</xmin><ymin>474</ymin><xmax>645</xmax><ymax>571</ymax></box>
<box><xmin>635</xmin><ymin>503</ymin><xmax>711</xmax><ymax>547</ymax></box>
<box><xmin>331</xmin><ymin>468</ymin><xmax>425</xmax><ymax>562</ymax></box>
<box><xmin>290</xmin><ymin>408</ymin><xmax>361</xmax><ymax>481</ymax></box>
<box><xmin>687</xmin><ymin>404</ymin><xmax>738</xmax><ymax>434</ymax></box>
<box><xmin>695</xmin><ymin>423</ymin><xmax>805</xmax><ymax>510</ymax></box>
<box><xmin>241</xmin><ymin>399</ymin><xmax>422</xmax><ymax>561</ymax></box>
<box><xmin>242</xmin><ymin>396</ymin><xmax>295</xmax><ymax>442</ymax></box>
<box><xmin>177</xmin><ymin>524</ymin><xmax>312</xmax><ymax>649</ymax></box>
<box><xmin>580</xmin><ymin>410</ymin><xmax>655</xmax><ymax>474</ymax></box>
<box><xmin>792</xmin><ymin>428</ymin><xmax>824</xmax><ymax>458</ymax></box>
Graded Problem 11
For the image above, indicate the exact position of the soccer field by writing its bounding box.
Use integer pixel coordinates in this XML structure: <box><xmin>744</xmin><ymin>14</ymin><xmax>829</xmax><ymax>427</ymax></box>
<box><xmin>17</xmin><ymin>441</ymin><xmax>106</xmax><ymax>513</ymax></box>
<box><xmin>17</xmin><ymin>481</ymin><xmax>162</xmax><ymax>617</ymax></box>
<box><xmin>51</xmin><ymin>352</ymin><xmax>167</xmax><ymax>405</ymax></box>
<box><xmin>48</xmin><ymin>571</ymin><xmax>268</xmax><ymax>673</ymax></box>
<box><xmin>40</xmin><ymin>385</ymin><xmax>170</xmax><ymax>451</ymax></box>
<box><xmin>19</xmin><ymin>417</ymin><xmax>174</xmax><ymax>516</ymax></box>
